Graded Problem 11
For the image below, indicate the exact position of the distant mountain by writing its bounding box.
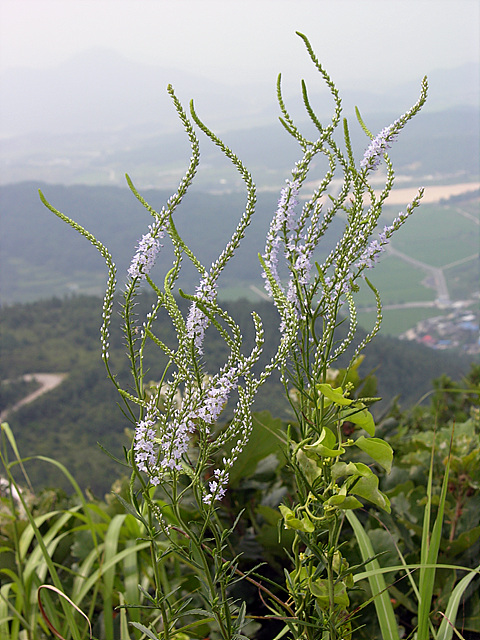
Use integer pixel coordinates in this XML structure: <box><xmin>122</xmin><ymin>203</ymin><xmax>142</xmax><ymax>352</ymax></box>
<box><xmin>1</xmin><ymin>48</ymin><xmax>478</xmax><ymax>139</ymax></box>
<box><xmin>390</xmin><ymin>63</ymin><xmax>480</xmax><ymax>112</ymax></box>
<box><xmin>0</xmin><ymin>104</ymin><xmax>477</xmax><ymax>188</ymax></box>
<box><xmin>333</xmin><ymin>62</ymin><xmax>480</xmax><ymax>115</ymax></box>
<box><xmin>1</xmin><ymin>48</ymin><xmax>478</xmax><ymax>192</ymax></box>
<box><xmin>0</xmin><ymin>48</ymin><xmax>277</xmax><ymax>138</ymax></box>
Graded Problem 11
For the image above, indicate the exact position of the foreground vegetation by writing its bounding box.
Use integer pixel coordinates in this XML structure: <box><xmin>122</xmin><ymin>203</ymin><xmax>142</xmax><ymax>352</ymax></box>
<box><xmin>1</xmin><ymin>32</ymin><xmax>479</xmax><ymax>640</ymax></box>
<box><xmin>2</xmin><ymin>366</ymin><xmax>479</xmax><ymax>639</ymax></box>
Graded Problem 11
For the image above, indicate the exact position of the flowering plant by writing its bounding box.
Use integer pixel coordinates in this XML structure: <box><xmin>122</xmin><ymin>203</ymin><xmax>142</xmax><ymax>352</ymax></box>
<box><xmin>257</xmin><ymin>34</ymin><xmax>427</xmax><ymax>637</ymax></box>
<box><xmin>37</xmin><ymin>32</ymin><xmax>441</xmax><ymax>640</ymax></box>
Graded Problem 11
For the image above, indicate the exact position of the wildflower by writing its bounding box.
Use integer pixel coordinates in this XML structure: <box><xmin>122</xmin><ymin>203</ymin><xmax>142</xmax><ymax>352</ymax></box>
<box><xmin>197</xmin><ymin>368</ymin><xmax>238</xmax><ymax>425</ymax></box>
<box><xmin>278</xmin><ymin>179</ymin><xmax>300</xmax><ymax>231</ymax></box>
<box><xmin>262</xmin><ymin>179</ymin><xmax>300</xmax><ymax>296</ymax></box>
<box><xmin>360</xmin><ymin>121</ymin><xmax>399</xmax><ymax>171</ymax></box>
<box><xmin>186</xmin><ymin>277</ymin><xmax>217</xmax><ymax>354</ymax></box>
<box><xmin>157</xmin><ymin>414</ymin><xmax>196</xmax><ymax>472</ymax></box>
<box><xmin>355</xmin><ymin>239</ymin><xmax>386</xmax><ymax>271</ymax></box>
<box><xmin>134</xmin><ymin>401</ymin><xmax>161</xmax><ymax>485</ymax></box>
<box><xmin>293</xmin><ymin>247</ymin><xmax>313</xmax><ymax>285</ymax></box>
<box><xmin>203</xmin><ymin>468</ymin><xmax>229</xmax><ymax>505</ymax></box>
<box><xmin>128</xmin><ymin>229</ymin><xmax>162</xmax><ymax>280</ymax></box>
<box><xmin>382</xmin><ymin>189</ymin><xmax>424</xmax><ymax>239</ymax></box>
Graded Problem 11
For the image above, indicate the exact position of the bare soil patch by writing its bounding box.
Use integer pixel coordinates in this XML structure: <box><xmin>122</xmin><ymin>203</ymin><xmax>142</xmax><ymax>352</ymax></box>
<box><xmin>374</xmin><ymin>182</ymin><xmax>480</xmax><ymax>205</ymax></box>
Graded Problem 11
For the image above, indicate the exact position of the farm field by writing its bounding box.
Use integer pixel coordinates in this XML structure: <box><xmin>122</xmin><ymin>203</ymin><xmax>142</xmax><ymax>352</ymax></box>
<box><xmin>358</xmin><ymin>306</ymin><xmax>444</xmax><ymax>337</ymax></box>
<box><xmin>1</xmin><ymin>184</ymin><xmax>478</xmax><ymax>341</ymax></box>
<box><xmin>260</xmin><ymin>193</ymin><xmax>479</xmax><ymax>337</ymax></box>
<box><xmin>354</xmin><ymin>256</ymin><xmax>436</xmax><ymax>307</ymax></box>
<box><xmin>389</xmin><ymin>203</ymin><xmax>479</xmax><ymax>268</ymax></box>
<box><xmin>371</xmin><ymin>181</ymin><xmax>480</xmax><ymax>205</ymax></box>
<box><xmin>353</xmin><ymin>195</ymin><xmax>479</xmax><ymax>332</ymax></box>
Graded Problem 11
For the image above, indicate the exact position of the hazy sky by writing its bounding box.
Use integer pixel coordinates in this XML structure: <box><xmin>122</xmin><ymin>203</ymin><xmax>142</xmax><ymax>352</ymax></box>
<box><xmin>1</xmin><ymin>0</ymin><xmax>479</xmax><ymax>91</ymax></box>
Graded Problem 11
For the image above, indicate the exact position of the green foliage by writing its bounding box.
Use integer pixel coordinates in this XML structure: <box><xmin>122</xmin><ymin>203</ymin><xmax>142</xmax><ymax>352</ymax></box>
<box><xmin>348</xmin><ymin>365</ymin><xmax>480</xmax><ymax>639</ymax></box>
<box><xmin>2</xmin><ymin>29</ymin><xmax>479</xmax><ymax>640</ymax></box>
<box><xmin>1</xmin><ymin>422</ymin><xmax>160</xmax><ymax>640</ymax></box>
<box><xmin>2</xmin><ymin>365</ymin><xmax>479</xmax><ymax>639</ymax></box>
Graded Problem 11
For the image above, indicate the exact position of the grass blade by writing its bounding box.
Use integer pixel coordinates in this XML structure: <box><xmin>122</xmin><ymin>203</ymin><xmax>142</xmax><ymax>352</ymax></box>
<box><xmin>0</xmin><ymin>453</ymin><xmax>84</xmax><ymax>640</ymax></box>
<box><xmin>346</xmin><ymin>510</ymin><xmax>400</xmax><ymax>640</ymax></box>
<box><xmin>417</xmin><ymin>435</ymin><xmax>452</xmax><ymax>640</ymax></box>
<box><xmin>437</xmin><ymin>562</ymin><xmax>480</xmax><ymax>640</ymax></box>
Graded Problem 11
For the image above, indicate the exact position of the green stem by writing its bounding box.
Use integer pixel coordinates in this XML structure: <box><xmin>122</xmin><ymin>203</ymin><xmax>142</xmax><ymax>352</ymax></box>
<box><xmin>170</xmin><ymin>497</ymin><xmax>230</xmax><ymax>639</ymax></box>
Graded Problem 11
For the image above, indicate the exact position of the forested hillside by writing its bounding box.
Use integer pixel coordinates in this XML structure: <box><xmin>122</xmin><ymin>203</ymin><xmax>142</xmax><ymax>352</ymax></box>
<box><xmin>1</xmin><ymin>183</ymin><xmax>478</xmax><ymax>336</ymax></box>
<box><xmin>0</xmin><ymin>182</ymin><xmax>311</xmax><ymax>303</ymax></box>
<box><xmin>0</xmin><ymin>294</ymin><xmax>473</xmax><ymax>493</ymax></box>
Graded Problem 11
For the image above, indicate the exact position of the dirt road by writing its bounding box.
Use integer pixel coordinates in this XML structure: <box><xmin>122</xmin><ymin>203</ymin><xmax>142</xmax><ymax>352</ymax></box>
<box><xmin>0</xmin><ymin>373</ymin><xmax>66</xmax><ymax>422</ymax></box>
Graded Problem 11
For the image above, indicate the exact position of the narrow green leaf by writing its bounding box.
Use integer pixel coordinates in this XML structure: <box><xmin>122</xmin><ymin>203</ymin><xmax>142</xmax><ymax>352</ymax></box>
<box><xmin>0</xmin><ymin>453</ymin><xmax>84</xmax><ymax>640</ymax></box>
<box><xmin>418</xmin><ymin>437</ymin><xmax>452</xmax><ymax>640</ymax></box>
<box><xmin>437</xmin><ymin>562</ymin><xmax>480</xmax><ymax>640</ymax></box>
<box><xmin>103</xmin><ymin>514</ymin><xmax>128</xmax><ymax>639</ymax></box>
<box><xmin>346</xmin><ymin>511</ymin><xmax>400</xmax><ymax>640</ymax></box>
<box><xmin>129</xmin><ymin>622</ymin><xmax>160</xmax><ymax>639</ymax></box>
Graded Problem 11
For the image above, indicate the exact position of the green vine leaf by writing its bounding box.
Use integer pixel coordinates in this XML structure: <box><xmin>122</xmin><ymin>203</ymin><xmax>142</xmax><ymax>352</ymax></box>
<box><xmin>354</xmin><ymin>436</ymin><xmax>393</xmax><ymax>473</ymax></box>
<box><xmin>325</xmin><ymin>493</ymin><xmax>363</xmax><ymax>510</ymax></box>
<box><xmin>340</xmin><ymin>404</ymin><xmax>375</xmax><ymax>436</ymax></box>
<box><xmin>296</xmin><ymin>449</ymin><xmax>323</xmax><ymax>484</ymax></box>
<box><xmin>317</xmin><ymin>383</ymin><xmax>353</xmax><ymax>406</ymax></box>
<box><xmin>309</xmin><ymin>579</ymin><xmax>350</xmax><ymax>609</ymax></box>
<box><xmin>348</xmin><ymin>472</ymin><xmax>391</xmax><ymax>513</ymax></box>
<box><xmin>279</xmin><ymin>505</ymin><xmax>315</xmax><ymax>533</ymax></box>
<box><xmin>304</xmin><ymin>428</ymin><xmax>345</xmax><ymax>457</ymax></box>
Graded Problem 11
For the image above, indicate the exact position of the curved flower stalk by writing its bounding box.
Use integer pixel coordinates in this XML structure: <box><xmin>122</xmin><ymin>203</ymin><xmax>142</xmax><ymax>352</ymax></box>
<box><xmin>40</xmin><ymin>81</ymin><xmax>297</xmax><ymax>639</ymax></box>
<box><xmin>260</xmin><ymin>32</ymin><xmax>428</xmax><ymax>639</ymax></box>
<box><xmin>40</xmin><ymin>31</ymin><xmax>429</xmax><ymax>640</ymax></box>
<box><xmin>262</xmin><ymin>35</ymin><xmax>428</xmax><ymax>385</ymax></box>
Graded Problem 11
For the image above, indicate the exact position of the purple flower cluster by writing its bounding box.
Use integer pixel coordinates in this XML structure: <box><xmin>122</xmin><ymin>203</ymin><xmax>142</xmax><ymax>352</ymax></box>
<box><xmin>128</xmin><ymin>225</ymin><xmax>163</xmax><ymax>280</ymax></box>
<box><xmin>134</xmin><ymin>366</ymin><xmax>239</xmax><ymax>485</ymax></box>
<box><xmin>157</xmin><ymin>411</ymin><xmax>196</xmax><ymax>472</ymax></box>
<box><xmin>360</xmin><ymin>121</ymin><xmax>400</xmax><ymax>172</ymax></box>
<box><xmin>293</xmin><ymin>250</ymin><xmax>313</xmax><ymax>285</ymax></box>
<box><xmin>203</xmin><ymin>468</ymin><xmax>228</xmax><ymax>505</ymax></box>
<box><xmin>354</xmin><ymin>190</ymin><xmax>424</xmax><ymax>275</ymax></box>
<box><xmin>284</xmin><ymin>244</ymin><xmax>314</xmax><ymax>315</ymax></box>
<box><xmin>382</xmin><ymin>192</ymin><xmax>423</xmax><ymax>238</ymax></box>
<box><xmin>323</xmin><ymin>273</ymin><xmax>353</xmax><ymax>298</ymax></box>
<box><xmin>157</xmin><ymin>369</ymin><xmax>238</xmax><ymax>474</ymax></box>
<box><xmin>262</xmin><ymin>179</ymin><xmax>300</xmax><ymax>296</ymax></box>
<box><xmin>261</xmin><ymin>177</ymin><xmax>322</xmax><ymax>331</ymax></box>
<box><xmin>355</xmin><ymin>234</ymin><xmax>387</xmax><ymax>271</ymax></box>
<box><xmin>203</xmin><ymin>437</ymin><xmax>244</xmax><ymax>505</ymax></box>
<box><xmin>186</xmin><ymin>277</ymin><xmax>217</xmax><ymax>354</ymax></box>
<box><xmin>196</xmin><ymin>368</ymin><xmax>238</xmax><ymax>426</ymax></box>
<box><xmin>134</xmin><ymin>401</ymin><xmax>161</xmax><ymax>485</ymax></box>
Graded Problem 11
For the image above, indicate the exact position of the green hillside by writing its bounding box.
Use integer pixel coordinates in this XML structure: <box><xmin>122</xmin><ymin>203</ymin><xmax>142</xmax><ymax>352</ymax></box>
<box><xmin>0</xmin><ymin>182</ymin><xmax>305</xmax><ymax>302</ymax></box>
<box><xmin>1</xmin><ymin>184</ymin><xmax>478</xmax><ymax>339</ymax></box>
<box><xmin>0</xmin><ymin>294</ymin><xmax>473</xmax><ymax>494</ymax></box>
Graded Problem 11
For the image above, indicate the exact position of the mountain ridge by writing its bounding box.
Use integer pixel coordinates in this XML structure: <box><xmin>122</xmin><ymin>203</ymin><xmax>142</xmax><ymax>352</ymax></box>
<box><xmin>1</xmin><ymin>48</ymin><xmax>478</xmax><ymax>138</ymax></box>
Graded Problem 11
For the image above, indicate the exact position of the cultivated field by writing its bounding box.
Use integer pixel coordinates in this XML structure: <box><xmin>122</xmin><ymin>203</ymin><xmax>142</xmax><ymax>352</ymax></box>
<box><xmin>373</xmin><ymin>181</ymin><xmax>480</xmax><ymax>205</ymax></box>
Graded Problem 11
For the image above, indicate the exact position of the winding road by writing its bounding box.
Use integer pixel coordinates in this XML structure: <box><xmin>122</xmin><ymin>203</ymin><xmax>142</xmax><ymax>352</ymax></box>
<box><xmin>0</xmin><ymin>373</ymin><xmax>66</xmax><ymax>422</ymax></box>
<box><xmin>386</xmin><ymin>245</ymin><xmax>451</xmax><ymax>306</ymax></box>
